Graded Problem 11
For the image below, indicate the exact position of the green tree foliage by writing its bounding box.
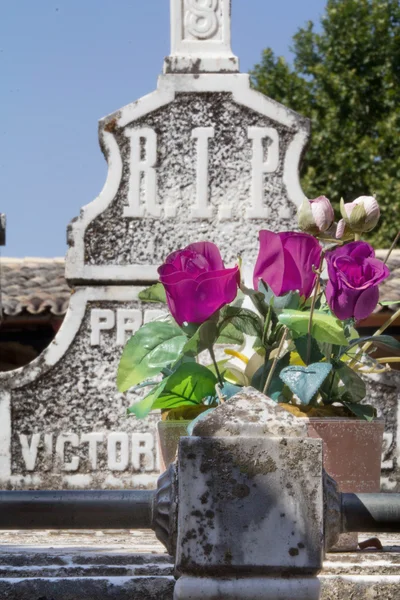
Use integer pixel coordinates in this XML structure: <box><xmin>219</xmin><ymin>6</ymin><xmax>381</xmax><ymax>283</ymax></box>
<box><xmin>251</xmin><ymin>0</ymin><xmax>400</xmax><ymax>247</ymax></box>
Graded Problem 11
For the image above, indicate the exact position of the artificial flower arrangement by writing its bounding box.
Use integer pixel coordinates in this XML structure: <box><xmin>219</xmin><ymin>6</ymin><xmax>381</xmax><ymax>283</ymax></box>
<box><xmin>117</xmin><ymin>195</ymin><xmax>400</xmax><ymax>424</ymax></box>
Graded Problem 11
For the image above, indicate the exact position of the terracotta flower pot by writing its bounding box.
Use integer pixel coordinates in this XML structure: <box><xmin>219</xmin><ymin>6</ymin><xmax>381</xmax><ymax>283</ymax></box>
<box><xmin>307</xmin><ymin>417</ymin><xmax>385</xmax><ymax>551</ymax></box>
<box><xmin>157</xmin><ymin>420</ymin><xmax>191</xmax><ymax>473</ymax></box>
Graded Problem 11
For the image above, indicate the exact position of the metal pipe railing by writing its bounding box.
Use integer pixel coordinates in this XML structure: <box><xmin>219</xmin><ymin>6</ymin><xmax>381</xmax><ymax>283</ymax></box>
<box><xmin>342</xmin><ymin>493</ymin><xmax>400</xmax><ymax>533</ymax></box>
<box><xmin>1</xmin><ymin>490</ymin><xmax>400</xmax><ymax>535</ymax></box>
<box><xmin>0</xmin><ymin>490</ymin><xmax>155</xmax><ymax>530</ymax></box>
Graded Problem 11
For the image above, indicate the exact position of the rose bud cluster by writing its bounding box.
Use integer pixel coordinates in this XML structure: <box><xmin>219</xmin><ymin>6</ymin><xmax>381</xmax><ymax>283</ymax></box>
<box><xmin>297</xmin><ymin>196</ymin><xmax>335</xmax><ymax>235</ymax></box>
<box><xmin>336</xmin><ymin>196</ymin><xmax>380</xmax><ymax>238</ymax></box>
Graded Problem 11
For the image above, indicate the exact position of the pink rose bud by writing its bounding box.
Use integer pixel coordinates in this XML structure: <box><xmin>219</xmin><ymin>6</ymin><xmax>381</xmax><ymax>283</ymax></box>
<box><xmin>298</xmin><ymin>196</ymin><xmax>335</xmax><ymax>234</ymax></box>
<box><xmin>340</xmin><ymin>196</ymin><xmax>380</xmax><ymax>234</ymax></box>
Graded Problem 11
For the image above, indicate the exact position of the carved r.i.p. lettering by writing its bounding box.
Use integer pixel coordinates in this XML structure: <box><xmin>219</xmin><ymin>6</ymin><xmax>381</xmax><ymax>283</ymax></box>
<box><xmin>124</xmin><ymin>128</ymin><xmax>159</xmax><ymax>218</ymax></box>
<box><xmin>246</xmin><ymin>127</ymin><xmax>280</xmax><ymax>219</ymax></box>
<box><xmin>191</xmin><ymin>126</ymin><xmax>215</xmax><ymax>219</ymax></box>
<box><xmin>123</xmin><ymin>125</ymin><xmax>280</xmax><ymax>220</ymax></box>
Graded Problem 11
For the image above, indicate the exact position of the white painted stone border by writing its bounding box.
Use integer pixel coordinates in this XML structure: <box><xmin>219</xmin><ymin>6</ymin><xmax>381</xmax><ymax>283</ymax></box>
<box><xmin>166</xmin><ymin>0</ymin><xmax>239</xmax><ymax>73</ymax></box>
<box><xmin>0</xmin><ymin>287</ymin><xmax>143</xmax><ymax>390</ymax></box>
<box><xmin>66</xmin><ymin>74</ymin><xmax>309</xmax><ymax>284</ymax></box>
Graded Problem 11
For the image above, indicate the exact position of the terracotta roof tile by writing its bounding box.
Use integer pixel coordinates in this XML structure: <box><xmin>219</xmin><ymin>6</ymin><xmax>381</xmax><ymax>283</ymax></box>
<box><xmin>0</xmin><ymin>250</ymin><xmax>399</xmax><ymax>317</ymax></box>
<box><xmin>1</xmin><ymin>258</ymin><xmax>70</xmax><ymax>317</ymax></box>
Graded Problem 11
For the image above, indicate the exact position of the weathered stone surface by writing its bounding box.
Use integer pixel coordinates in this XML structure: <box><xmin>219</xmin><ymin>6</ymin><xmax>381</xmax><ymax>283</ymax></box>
<box><xmin>364</xmin><ymin>371</ymin><xmax>400</xmax><ymax>492</ymax></box>
<box><xmin>77</xmin><ymin>89</ymin><xmax>307</xmax><ymax>274</ymax></box>
<box><xmin>0</xmin><ymin>576</ymin><xmax>175</xmax><ymax>600</ymax></box>
<box><xmin>0</xmin><ymin>531</ymin><xmax>398</xmax><ymax>599</ymax></box>
<box><xmin>0</xmin><ymin>0</ymin><xmax>309</xmax><ymax>490</ymax></box>
<box><xmin>191</xmin><ymin>387</ymin><xmax>308</xmax><ymax>438</ymax></box>
<box><xmin>174</xmin><ymin>576</ymin><xmax>321</xmax><ymax>600</ymax></box>
<box><xmin>0</xmin><ymin>289</ymin><xmax>163</xmax><ymax>489</ymax></box>
<box><xmin>176</xmin><ymin>436</ymin><xmax>324</xmax><ymax>575</ymax></box>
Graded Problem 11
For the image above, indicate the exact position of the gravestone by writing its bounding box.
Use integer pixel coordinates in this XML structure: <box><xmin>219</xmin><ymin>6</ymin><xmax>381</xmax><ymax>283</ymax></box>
<box><xmin>0</xmin><ymin>0</ymin><xmax>316</xmax><ymax>490</ymax></box>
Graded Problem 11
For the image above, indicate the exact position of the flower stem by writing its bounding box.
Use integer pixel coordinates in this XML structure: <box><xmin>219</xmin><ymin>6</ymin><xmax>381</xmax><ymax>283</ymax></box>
<box><xmin>262</xmin><ymin>303</ymin><xmax>273</xmax><ymax>347</ymax></box>
<box><xmin>358</xmin><ymin>306</ymin><xmax>400</xmax><ymax>356</ymax></box>
<box><xmin>375</xmin><ymin>357</ymin><xmax>400</xmax><ymax>364</ymax></box>
<box><xmin>384</xmin><ymin>230</ymin><xmax>400</xmax><ymax>265</ymax></box>
<box><xmin>209</xmin><ymin>346</ymin><xmax>224</xmax><ymax>388</ymax></box>
<box><xmin>263</xmin><ymin>327</ymin><xmax>289</xmax><ymax>396</ymax></box>
<box><xmin>306</xmin><ymin>251</ymin><xmax>326</xmax><ymax>365</ymax></box>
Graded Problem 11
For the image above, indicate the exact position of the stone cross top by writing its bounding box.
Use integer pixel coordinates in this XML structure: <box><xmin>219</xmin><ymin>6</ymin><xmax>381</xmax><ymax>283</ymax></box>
<box><xmin>165</xmin><ymin>0</ymin><xmax>239</xmax><ymax>73</ymax></box>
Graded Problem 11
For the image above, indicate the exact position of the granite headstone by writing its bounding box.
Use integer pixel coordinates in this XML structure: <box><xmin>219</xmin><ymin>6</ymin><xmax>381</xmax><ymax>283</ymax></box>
<box><xmin>0</xmin><ymin>0</ymin><xmax>331</xmax><ymax>490</ymax></box>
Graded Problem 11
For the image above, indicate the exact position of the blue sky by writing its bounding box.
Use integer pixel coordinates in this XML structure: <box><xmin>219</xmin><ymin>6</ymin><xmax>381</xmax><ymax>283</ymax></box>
<box><xmin>1</xmin><ymin>0</ymin><xmax>326</xmax><ymax>257</ymax></box>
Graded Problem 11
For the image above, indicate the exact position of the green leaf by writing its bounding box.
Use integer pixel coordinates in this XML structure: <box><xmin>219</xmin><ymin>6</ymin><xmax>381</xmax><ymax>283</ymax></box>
<box><xmin>138</xmin><ymin>283</ymin><xmax>167</xmax><ymax>304</ymax></box>
<box><xmin>278</xmin><ymin>310</ymin><xmax>348</xmax><ymax>346</ymax></box>
<box><xmin>117</xmin><ymin>321</ymin><xmax>187</xmax><ymax>392</ymax></box>
<box><xmin>259</xmin><ymin>281</ymin><xmax>301</xmax><ymax>311</ymax></box>
<box><xmin>127</xmin><ymin>380</ymin><xmax>167</xmax><ymax>419</ymax></box>
<box><xmin>153</xmin><ymin>363</ymin><xmax>217</xmax><ymax>410</ymax></box>
<box><xmin>294</xmin><ymin>335</ymin><xmax>324</xmax><ymax>364</ymax></box>
<box><xmin>240</xmin><ymin>284</ymin><xmax>270</xmax><ymax>317</ymax></box>
<box><xmin>333</xmin><ymin>360</ymin><xmax>366</xmax><ymax>403</ymax></box>
<box><xmin>380</xmin><ymin>300</ymin><xmax>400</xmax><ymax>307</ymax></box>
<box><xmin>342</xmin><ymin>402</ymin><xmax>376</xmax><ymax>422</ymax></box>
<box><xmin>340</xmin><ymin>335</ymin><xmax>400</xmax><ymax>357</ymax></box>
<box><xmin>251</xmin><ymin>352</ymin><xmax>291</xmax><ymax>396</ymax></box>
<box><xmin>182</xmin><ymin>320</ymin><xmax>218</xmax><ymax>357</ymax></box>
<box><xmin>279</xmin><ymin>363</ymin><xmax>333</xmax><ymax>406</ymax></box>
<box><xmin>216</xmin><ymin>323</ymin><xmax>245</xmax><ymax>346</ymax></box>
<box><xmin>219</xmin><ymin>306</ymin><xmax>263</xmax><ymax>338</ymax></box>
<box><xmin>127</xmin><ymin>363</ymin><xmax>218</xmax><ymax>419</ymax></box>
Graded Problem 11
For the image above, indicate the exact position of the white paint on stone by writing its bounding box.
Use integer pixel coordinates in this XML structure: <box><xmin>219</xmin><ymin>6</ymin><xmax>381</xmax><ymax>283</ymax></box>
<box><xmin>90</xmin><ymin>309</ymin><xmax>115</xmax><ymax>346</ymax></box>
<box><xmin>116</xmin><ymin>309</ymin><xmax>142</xmax><ymax>346</ymax></box>
<box><xmin>246</xmin><ymin>127</ymin><xmax>279</xmax><ymax>219</ymax></box>
<box><xmin>167</xmin><ymin>0</ymin><xmax>239</xmax><ymax>73</ymax></box>
<box><xmin>107</xmin><ymin>433</ymin><xmax>130</xmax><ymax>472</ymax></box>
<box><xmin>124</xmin><ymin>128</ymin><xmax>159</xmax><ymax>218</ymax></box>
<box><xmin>131</xmin><ymin>433</ymin><xmax>155</xmax><ymax>472</ymax></box>
<box><xmin>0</xmin><ymin>391</ymin><xmax>11</xmax><ymax>480</ymax></box>
<box><xmin>56</xmin><ymin>434</ymin><xmax>80</xmax><ymax>472</ymax></box>
<box><xmin>191</xmin><ymin>127</ymin><xmax>215</xmax><ymax>219</ymax></box>
<box><xmin>81</xmin><ymin>433</ymin><xmax>104</xmax><ymax>470</ymax></box>
<box><xmin>19</xmin><ymin>434</ymin><xmax>41</xmax><ymax>472</ymax></box>
<box><xmin>90</xmin><ymin>308</ymin><xmax>142</xmax><ymax>347</ymax></box>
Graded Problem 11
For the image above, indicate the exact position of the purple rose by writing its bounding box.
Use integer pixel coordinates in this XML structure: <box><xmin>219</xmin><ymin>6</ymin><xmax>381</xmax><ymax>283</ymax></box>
<box><xmin>158</xmin><ymin>242</ymin><xmax>240</xmax><ymax>325</ymax></box>
<box><xmin>253</xmin><ymin>230</ymin><xmax>322</xmax><ymax>298</ymax></box>
<box><xmin>326</xmin><ymin>241</ymin><xmax>390</xmax><ymax>321</ymax></box>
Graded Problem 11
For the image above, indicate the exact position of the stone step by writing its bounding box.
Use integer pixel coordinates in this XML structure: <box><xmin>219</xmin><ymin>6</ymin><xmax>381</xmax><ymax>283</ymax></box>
<box><xmin>0</xmin><ymin>576</ymin><xmax>175</xmax><ymax>600</ymax></box>
<box><xmin>0</xmin><ymin>532</ymin><xmax>398</xmax><ymax>599</ymax></box>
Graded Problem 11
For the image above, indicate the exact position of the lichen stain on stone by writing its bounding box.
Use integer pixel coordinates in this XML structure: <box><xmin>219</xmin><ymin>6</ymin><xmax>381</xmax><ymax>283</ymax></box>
<box><xmin>104</xmin><ymin>118</ymin><xmax>118</xmax><ymax>134</ymax></box>
<box><xmin>289</xmin><ymin>547</ymin><xmax>299</xmax><ymax>557</ymax></box>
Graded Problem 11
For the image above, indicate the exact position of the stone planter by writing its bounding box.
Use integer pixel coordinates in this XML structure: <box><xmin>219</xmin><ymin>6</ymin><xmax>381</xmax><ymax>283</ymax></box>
<box><xmin>307</xmin><ymin>417</ymin><xmax>385</xmax><ymax>551</ymax></box>
<box><xmin>157</xmin><ymin>420</ymin><xmax>191</xmax><ymax>473</ymax></box>
<box><xmin>157</xmin><ymin>411</ymin><xmax>385</xmax><ymax>551</ymax></box>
